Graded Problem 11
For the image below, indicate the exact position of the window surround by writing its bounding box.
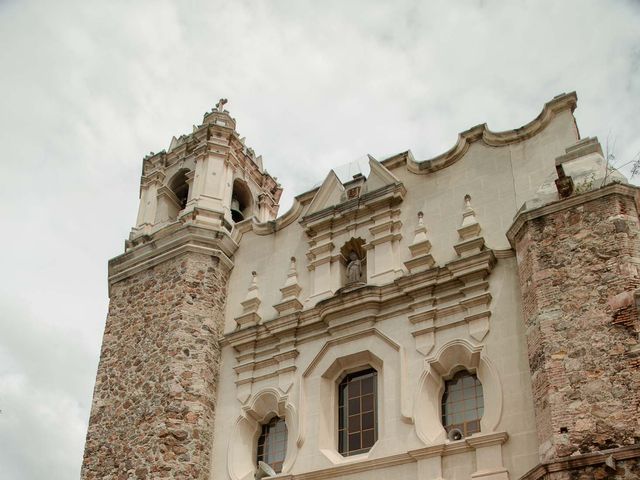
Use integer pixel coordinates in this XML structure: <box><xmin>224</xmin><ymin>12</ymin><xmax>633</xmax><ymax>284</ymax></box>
<box><xmin>318</xmin><ymin>351</ymin><xmax>384</xmax><ymax>464</ymax></box>
<box><xmin>300</xmin><ymin>328</ymin><xmax>410</xmax><ymax>466</ymax></box>
<box><xmin>413</xmin><ymin>339</ymin><xmax>502</xmax><ymax>445</ymax></box>
<box><xmin>227</xmin><ymin>388</ymin><xmax>298</xmax><ymax>480</ymax></box>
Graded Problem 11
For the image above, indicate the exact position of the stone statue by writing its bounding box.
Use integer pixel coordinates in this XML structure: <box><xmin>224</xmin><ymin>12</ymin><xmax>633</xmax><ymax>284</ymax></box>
<box><xmin>346</xmin><ymin>251</ymin><xmax>363</xmax><ymax>284</ymax></box>
<box><xmin>216</xmin><ymin>98</ymin><xmax>228</xmax><ymax>112</ymax></box>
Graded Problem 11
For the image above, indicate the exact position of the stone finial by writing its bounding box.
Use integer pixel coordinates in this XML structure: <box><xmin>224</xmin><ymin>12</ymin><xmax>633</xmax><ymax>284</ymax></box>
<box><xmin>274</xmin><ymin>257</ymin><xmax>303</xmax><ymax>315</ymax></box>
<box><xmin>454</xmin><ymin>194</ymin><xmax>485</xmax><ymax>257</ymax></box>
<box><xmin>412</xmin><ymin>211</ymin><xmax>428</xmax><ymax>247</ymax></box>
<box><xmin>243</xmin><ymin>271</ymin><xmax>260</xmax><ymax>305</ymax></box>
<box><xmin>404</xmin><ymin>211</ymin><xmax>436</xmax><ymax>274</ymax></box>
<box><xmin>460</xmin><ymin>195</ymin><xmax>480</xmax><ymax>231</ymax></box>
<box><xmin>235</xmin><ymin>271</ymin><xmax>262</xmax><ymax>327</ymax></box>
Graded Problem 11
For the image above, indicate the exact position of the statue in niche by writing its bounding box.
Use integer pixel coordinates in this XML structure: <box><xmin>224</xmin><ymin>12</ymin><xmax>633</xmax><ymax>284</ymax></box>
<box><xmin>346</xmin><ymin>251</ymin><xmax>363</xmax><ymax>285</ymax></box>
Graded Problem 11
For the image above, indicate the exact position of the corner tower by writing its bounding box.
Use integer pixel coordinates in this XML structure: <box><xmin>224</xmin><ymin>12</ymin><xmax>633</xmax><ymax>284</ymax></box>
<box><xmin>81</xmin><ymin>100</ymin><xmax>282</xmax><ymax>480</ymax></box>
<box><xmin>508</xmin><ymin>139</ymin><xmax>640</xmax><ymax>477</ymax></box>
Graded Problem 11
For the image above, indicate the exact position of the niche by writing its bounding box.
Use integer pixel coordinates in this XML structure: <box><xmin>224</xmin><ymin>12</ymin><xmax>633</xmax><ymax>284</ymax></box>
<box><xmin>231</xmin><ymin>179</ymin><xmax>253</xmax><ymax>223</ymax></box>
<box><xmin>340</xmin><ymin>238</ymin><xmax>367</xmax><ymax>287</ymax></box>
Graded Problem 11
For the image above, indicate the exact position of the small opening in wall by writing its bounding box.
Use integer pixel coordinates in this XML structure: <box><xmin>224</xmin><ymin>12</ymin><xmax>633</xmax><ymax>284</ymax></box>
<box><xmin>169</xmin><ymin>169</ymin><xmax>190</xmax><ymax>211</ymax></box>
<box><xmin>560</xmin><ymin>427</ymin><xmax>568</xmax><ymax>434</ymax></box>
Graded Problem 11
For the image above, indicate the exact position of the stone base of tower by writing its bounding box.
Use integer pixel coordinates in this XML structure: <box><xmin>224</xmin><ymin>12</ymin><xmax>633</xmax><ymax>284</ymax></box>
<box><xmin>508</xmin><ymin>184</ymin><xmax>640</xmax><ymax>466</ymax></box>
<box><xmin>520</xmin><ymin>444</ymin><xmax>640</xmax><ymax>479</ymax></box>
<box><xmin>81</xmin><ymin>252</ymin><xmax>229</xmax><ymax>480</ymax></box>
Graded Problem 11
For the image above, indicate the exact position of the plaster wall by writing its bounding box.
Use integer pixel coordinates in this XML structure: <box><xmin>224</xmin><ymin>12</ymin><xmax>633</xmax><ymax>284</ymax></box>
<box><xmin>211</xmin><ymin>105</ymin><xmax>579</xmax><ymax>480</ymax></box>
<box><xmin>223</xmin><ymin>109</ymin><xmax>577</xmax><ymax>329</ymax></box>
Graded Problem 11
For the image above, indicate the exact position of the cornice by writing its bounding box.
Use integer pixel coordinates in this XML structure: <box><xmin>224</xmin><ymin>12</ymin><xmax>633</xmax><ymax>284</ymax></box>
<box><xmin>224</xmin><ymin>248</ymin><xmax>496</xmax><ymax>351</ymax></box>
<box><xmin>506</xmin><ymin>183</ymin><xmax>640</xmax><ymax>246</ymax></box>
<box><xmin>301</xmin><ymin>182</ymin><xmax>406</xmax><ymax>232</ymax></box>
<box><xmin>108</xmin><ymin>224</ymin><xmax>238</xmax><ymax>290</ymax></box>
<box><xmin>519</xmin><ymin>444</ymin><xmax>640</xmax><ymax>480</ymax></box>
<box><xmin>382</xmin><ymin>92</ymin><xmax>578</xmax><ymax>175</ymax></box>
<box><xmin>275</xmin><ymin>431</ymin><xmax>508</xmax><ymax>480</ymax></box>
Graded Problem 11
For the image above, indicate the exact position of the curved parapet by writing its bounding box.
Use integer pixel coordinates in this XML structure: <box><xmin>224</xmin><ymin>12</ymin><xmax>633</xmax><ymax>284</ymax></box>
<box><xmin>392</xmin><ymin>92</ymin><xmax>578</xmax><ymax>174</ymax></box>
<box><xmin>232</xmin><ymin>92</ymin><xmax>579</xmax><ymax>240</ymax></box>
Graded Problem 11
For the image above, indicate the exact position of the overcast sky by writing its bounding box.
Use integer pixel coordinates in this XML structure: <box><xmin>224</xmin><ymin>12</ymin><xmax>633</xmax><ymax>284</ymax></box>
<box><xmin>1</xmin><ymin>1</ymin><xmax>639</xmax><ymax>478</ymax></box>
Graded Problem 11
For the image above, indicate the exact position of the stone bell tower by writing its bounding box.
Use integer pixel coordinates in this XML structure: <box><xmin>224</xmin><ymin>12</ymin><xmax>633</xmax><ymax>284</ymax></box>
<box><xmin>81</xmin><ymin>100</ymin><xmax>282</xmax><ymax>480</ymax></box>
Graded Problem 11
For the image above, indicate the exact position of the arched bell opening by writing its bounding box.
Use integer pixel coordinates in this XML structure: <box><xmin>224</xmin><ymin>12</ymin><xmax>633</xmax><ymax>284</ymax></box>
<box><xmin>231</xmin><ymin>179</ymin><xmax>253</xmax><ymax>223</ymax></box>
<box><xmin>169</xmin><ymin>169</ymin><xmax>190</xmax><ymax>211</ymax></box>
<box><xmin>157</xmin><ymin>168</ymin><xmax>192</xmax><ymax>223</ymax></box>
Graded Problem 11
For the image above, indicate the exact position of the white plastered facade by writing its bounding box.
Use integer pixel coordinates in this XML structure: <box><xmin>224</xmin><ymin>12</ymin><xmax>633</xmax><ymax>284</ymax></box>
<box><xmin>199</xmin><ymin>93</ymin><xmax>611</xmax><ymax>480</ymax></box>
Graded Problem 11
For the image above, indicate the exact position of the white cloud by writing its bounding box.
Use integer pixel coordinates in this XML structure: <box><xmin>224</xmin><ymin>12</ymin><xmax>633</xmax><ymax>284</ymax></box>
<box><xmin>0</xmin><ymin>0</ymin><xmax>638</xmax><ymax>478</ymax></box>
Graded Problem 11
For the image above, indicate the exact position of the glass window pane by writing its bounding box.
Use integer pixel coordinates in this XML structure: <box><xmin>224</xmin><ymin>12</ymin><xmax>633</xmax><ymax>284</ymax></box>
<box><xmin>361</xmin><ymin>394</ymin><xmax>374</xmax><ymax>412</ymax></box>
<box><xmin>348</xmin><ymin>432</ymin><xmax>361</xmax><ymax>451</ymax></box>
<box><xmin>467</xmin><ymin>419</ymin><xmax>480</xmax><ymax>435</ymax></box>
<box><xmin>362</xmin><ymin>411</ymin><xmax>375</xmax><ymax>430</ymax></box>
<box><xmin>362</xmin><ymin>429</ymin><xmax>375</xmax><ymax>449</ymax></box>
<box><xmin>361</xmin><ymin>376</ymin><xmax>374</xmax><ymax>394</ymax></box>
<box><xmin>348</xmin><ymin>415</ymin><xmax>361</xmax><ymax>431</ymax></box>
<box><xmin>348</xmin><ymin>380</ymin><xmax>361</xmax><ymax>398</ymax></box>
<box><xmin>462</xmin><ymin>375</ymin><xmax>474</xmax><ymax>387</ymax></box>
<box><xmin>449</xmin><ymin>389</ymin><xmax>463</xmax><ymax>402</ymax></box>
<box><xmin>348</xmin><ymin>398</ymin><xmax>360</xmax><ymax>414</ymax></box>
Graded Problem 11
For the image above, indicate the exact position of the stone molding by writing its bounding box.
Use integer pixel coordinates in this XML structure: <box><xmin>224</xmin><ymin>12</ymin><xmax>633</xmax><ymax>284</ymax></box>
<box><xmin>227</xmin><ymin>387</ymin><xmax>300</xmax><ymax>480</ymax></box>
<box><xmin>414</xmin><ymin>339</ymin><xmax>503</xmax><ymax>446</ymax></box>
<box><xmin>109</xmin><ymin>224</ymin><xmax>237</xmax><ymax>288</ymax></box>
<box><xmin>271</xmin><ymin>432</ymin><xmax>508</xmax><ymax>480</ymax></box>
<box><xmin>519</xmin><ymin>444</ymin><xmax>640</xmax><ymax>480</ymax></box>
<box><xmin>301</xmin><ymin>182</ymin><xmax>406</xmax><ymax>228</ymax></box>
<box><xmin>225</xmin><ymin>249</ymin><xmax>499</xmax><ymax>459</ymax></box>
<box><xmin>506</xmin><ymin>183</ymin><xmax>640</xmax><ymax>246</ymax></box>
<box><xmin>225</xmin><ymin>249</ymin><xmax>497</xmax><ymax>349</ymax></box>
<box><xmin>379</xmin><ymin>92</ymin><xmax>577</xmax><ymax>175</ymax></box>
<box><xmin>301</xmin><ymin>181</ymin><xmax>406</xmax><ymax>299</ymax></box>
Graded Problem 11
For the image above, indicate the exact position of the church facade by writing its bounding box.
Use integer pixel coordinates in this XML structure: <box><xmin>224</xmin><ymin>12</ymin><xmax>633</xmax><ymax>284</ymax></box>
<box><xmin>81</xmin><ymin>93</ymin><xmax>640</xmax><ymax>480</ymax></box>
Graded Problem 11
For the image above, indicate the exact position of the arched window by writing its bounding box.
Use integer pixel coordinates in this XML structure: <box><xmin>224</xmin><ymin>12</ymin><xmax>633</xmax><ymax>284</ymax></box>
<box><xmin>338</xmin><ymin>368</ymin><xmax>377</xmax><ymax>456</ymax></box>
<box><xmin>256</xmin><ymin>417</ymin><xmax>287</xmax><ymax>473</ymax></box>
<box><xmin>441</xmin><ymin>371</ymin><xmax>484</xmax><ymax>438</ymax></box>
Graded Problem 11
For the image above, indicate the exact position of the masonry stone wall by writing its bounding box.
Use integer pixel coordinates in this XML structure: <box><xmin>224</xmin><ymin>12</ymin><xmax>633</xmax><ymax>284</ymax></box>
<box><xmin>81</xmin><ymin>252</ymin><xmax>228</xmax><ymax>480</ymax></box>
<box><xmin>551</xmin><ymin>458</ymin><xmax>640</xmax><ymax>480</ymax></box>
<box><xmin>513</xmin><ymin>188</ymin><xmax>640</xmax><ymax>462</ymax></box>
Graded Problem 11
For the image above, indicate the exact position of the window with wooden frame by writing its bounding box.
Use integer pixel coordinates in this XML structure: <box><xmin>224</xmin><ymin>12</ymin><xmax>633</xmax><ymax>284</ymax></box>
<box><xmin>256</xmin><ymin>416</ymin><xmax>287</xmax><ymax>473</ymax></box>
<box><xmin>441</xmin><ymin>371</ymin><xmax>484</xmax><ymax>438</ymax></box>
<box><xmin>338</xmin><ymin>368</ymin><xmax>378</xmax><ymax>456</ymax></box>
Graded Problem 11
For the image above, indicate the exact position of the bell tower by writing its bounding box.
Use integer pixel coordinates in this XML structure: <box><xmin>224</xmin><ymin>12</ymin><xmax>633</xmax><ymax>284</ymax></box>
<box><xmin>81</xmin><ymin>101</ymin><xmax>281</xmax><ymax>480</ymax></box>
